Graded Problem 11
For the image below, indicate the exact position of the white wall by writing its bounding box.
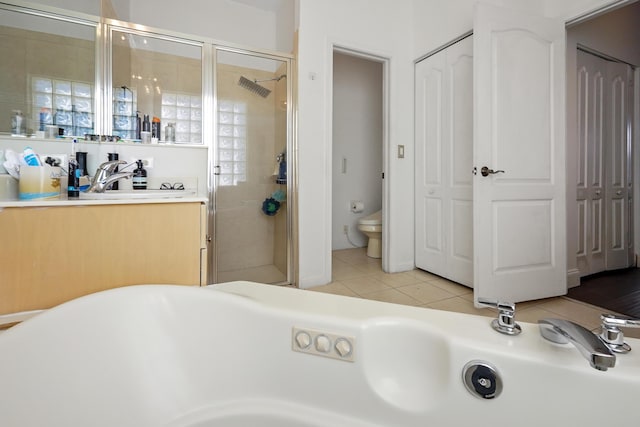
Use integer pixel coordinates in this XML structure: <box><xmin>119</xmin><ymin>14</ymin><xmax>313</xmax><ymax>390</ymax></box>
<box><xmin>275</xmin><ymin>0</ymin><xmax>296</xmax><ymax>54</ymax></box>
<box><xmin>126</xmin><ymin>1</ymin><xmax>282</xmax><ymax>53</ymax></box>
<box><xmin>411</xmin><ymin>0</ymin><xmax>625</xmax><ymax>60</ymax></box>
<box><xmin>24</xmin><ymin>0</ymin><xmax>100</xmax><ymax>16</ymax></box>
<box><xmin>332</xmin><ymin>52</ymin><xmax>383</xmax><ymax>250</ymax></box>
<box><xmin>566</xmin><ymin>1</ymin><xmax>640</xmax><ymax>66</ymax></box>
<box><xmin>297</xmin><ymin>0</ymin><xmax>415</xmax><ymax>287</ymax></box>
<box><xmin>23</xmin><ymin>0</ymin><xmax>294</xmax><ymax>53</ymax></box>
<box><xmin>412</xmin><ymin>0</ymin><xmax>542</xmax><ymax>58</ymax></box>
<box><xmin>542</xmin><ymin>0</ymin><xmax>634</xmax><ymax>21</ymax></box>
<box><xmin>106</xmin><ymin>0</ymin><xmax>130</xmax><ymax>20</ymax></box>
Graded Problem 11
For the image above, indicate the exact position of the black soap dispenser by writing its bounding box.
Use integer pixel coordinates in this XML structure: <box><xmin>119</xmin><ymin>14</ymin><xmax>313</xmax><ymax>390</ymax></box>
<box><xmin>132</xmin><ymin>159</ymin><xmax>147</xmax><ymax>190</ymax></box>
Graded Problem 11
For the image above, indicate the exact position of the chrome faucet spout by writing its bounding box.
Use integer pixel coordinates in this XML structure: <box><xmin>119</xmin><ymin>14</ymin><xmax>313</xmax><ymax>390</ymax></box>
<box><xmin>102</xmin><ymin>172</ymin><xmax>133</xmax><ymax>188</ymax></box>
<box><xmin>86</xmin><ymin>160</ymin><xmax>132</xmax><ymax>193</ymax></box>
<box><xmin>538</xmin><ymin>318</ymin><xmax>616</xmax><ymax>371</ymax></box>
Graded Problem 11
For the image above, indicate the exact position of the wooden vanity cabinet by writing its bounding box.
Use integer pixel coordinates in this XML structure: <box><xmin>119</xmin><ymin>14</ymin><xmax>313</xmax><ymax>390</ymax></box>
<box><xmin>0</xmin><ymin>202</ymin><xmax>207</xmax><ymax>315</ymax></box>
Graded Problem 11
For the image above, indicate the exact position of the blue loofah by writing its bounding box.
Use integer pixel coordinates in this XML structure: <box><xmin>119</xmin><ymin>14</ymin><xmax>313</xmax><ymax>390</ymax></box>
<box><xmin>261</xmin><ymin>197</ymin><xmax>280</xmax><ymax>216</ymax></box>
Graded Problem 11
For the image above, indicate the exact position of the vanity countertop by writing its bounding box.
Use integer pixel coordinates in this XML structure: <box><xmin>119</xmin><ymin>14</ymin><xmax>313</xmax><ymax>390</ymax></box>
<box><xmin>0</xmin><ymin>194</ymin><xmax>208</xmax><ymax>208</ymax></box>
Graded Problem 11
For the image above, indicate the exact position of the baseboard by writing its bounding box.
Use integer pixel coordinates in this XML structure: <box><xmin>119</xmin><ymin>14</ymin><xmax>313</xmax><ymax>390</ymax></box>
<box><xmin>384</xmin><ymin>261</ymin><xmax>416</xmax><ymax>274</ymax></box>
<box><xmin>567</xmin><ymin>268</ymin><xmax>581</xmax><ymax>289</ymax></box>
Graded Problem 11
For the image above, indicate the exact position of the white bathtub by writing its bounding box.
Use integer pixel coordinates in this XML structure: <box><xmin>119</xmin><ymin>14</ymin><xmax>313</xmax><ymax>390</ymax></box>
<box><xmin>0</xmin><ymin>282</ymin><xmax>638</xmax><ymax>426</ymax></box>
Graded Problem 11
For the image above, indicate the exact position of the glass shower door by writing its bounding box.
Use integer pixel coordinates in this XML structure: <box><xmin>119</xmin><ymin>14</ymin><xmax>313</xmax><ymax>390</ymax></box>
<box><xmin>211</xmin><ymin>49</ymin><xmax>291</xmax><ymax>285</ymax></box>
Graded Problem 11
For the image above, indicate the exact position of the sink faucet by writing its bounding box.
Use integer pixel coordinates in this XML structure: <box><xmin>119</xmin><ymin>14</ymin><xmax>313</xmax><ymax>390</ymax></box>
<box><xmin>86</xmin><ymin>160</ymin><xmax>133</xmax><ymax>193</ymax></box>
<box><xmin>538</xmin><ymin>318</ymin><xmax>616</xmax><ymax>371</ymax></box>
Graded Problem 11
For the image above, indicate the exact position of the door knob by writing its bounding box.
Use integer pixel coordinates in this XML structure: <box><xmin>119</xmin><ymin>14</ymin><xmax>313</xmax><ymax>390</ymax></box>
<box><xmin>480</xmin><ymin>166</ymin><xmax>505</xmax><ymax>177</ymax></box>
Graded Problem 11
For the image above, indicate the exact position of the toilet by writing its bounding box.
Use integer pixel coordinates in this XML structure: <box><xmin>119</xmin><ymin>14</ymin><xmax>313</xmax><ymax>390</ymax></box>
<box><xmin>357</xmin><ymin>210</ymin><xmax>382</xmax><ymax>258</ymax></box>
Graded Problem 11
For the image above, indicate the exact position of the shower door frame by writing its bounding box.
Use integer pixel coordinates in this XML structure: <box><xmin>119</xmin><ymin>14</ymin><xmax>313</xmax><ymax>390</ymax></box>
<box><xmin>208</xmin><ymin>45</ymin><xmax>296</xmax><ymax>286</ymax></box>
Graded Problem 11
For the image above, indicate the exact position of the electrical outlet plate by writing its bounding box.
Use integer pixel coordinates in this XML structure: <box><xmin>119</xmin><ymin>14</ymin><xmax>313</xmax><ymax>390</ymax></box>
<box><xmin>130</xmin><ymin>157</ymin><xmax>154</xmax><ymax>169</ymax></box>
<box><xmin>41</xmin><ymin>154</ymin><xmax>68</xmax><ymax>168</ymax></box>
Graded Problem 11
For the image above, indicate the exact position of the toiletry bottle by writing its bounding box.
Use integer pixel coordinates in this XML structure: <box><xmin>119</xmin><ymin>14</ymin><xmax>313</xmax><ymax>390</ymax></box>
<box><xmin>107</xmin><ymin>153</ymin><xmax>119</xmax><ymax>190</ymax></box>
<box><xmin>165</xmin><ymin>123</ymin><xmax>175</xmax><ymax>142</ymax></box>
<box><xmin>152</xmin><ymin>116</ymin><xmax>161</xmax><ymax>139</ymax></box>
<box><xmin>142</xmin><ymin>114</ymin><xmax>150</xmax><ymax>132</ymax></box>
<box><xmin>135</xmin><ymin>111</ymin><xmax>141</xmax><ymax>140</ymax></box>
<box><xmin>39</xmin><ymin>108</ymin><xmax>47</xmax><ymax>132</ymax></box>
<box><xmin>67</xmin><ymin>139</ymin><xmax>80</xmax><ymax>198</ymax></box>
<box><xmin>23</xmin><ymin>147</ymin><xmax>42</xmax><ymax>166</ymax></box>
<box><xmin>11</xmin><ymin>110</ymin><xmax>26</xmax><ymax>136</ymax></box>
<box><xmin>132</xmin><ymin>159</ymin><xmax>147</xmax><ymax>190</ymax></box>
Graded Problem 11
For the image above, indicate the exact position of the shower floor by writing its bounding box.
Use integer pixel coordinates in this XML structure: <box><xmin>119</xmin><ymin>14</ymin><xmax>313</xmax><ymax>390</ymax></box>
<box><xmin>217</xmin><ymin>264</ymin><xmax>287</xmax><ymax>285</ymax></box>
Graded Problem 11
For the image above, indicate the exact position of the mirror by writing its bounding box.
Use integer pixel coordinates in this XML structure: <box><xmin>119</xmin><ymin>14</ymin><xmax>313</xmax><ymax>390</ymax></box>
<box><xmin>111</xmin><ymin>29</ymin><xmax>203</xmax><ymax>144</ymax></box>
<box><xmin>0</xmin><ymin>7</ymin><xmax>96</xmax><ymax>136</ymax></box>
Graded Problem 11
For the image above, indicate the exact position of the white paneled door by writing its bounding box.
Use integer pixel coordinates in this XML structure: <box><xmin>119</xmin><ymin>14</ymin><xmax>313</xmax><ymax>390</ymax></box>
<box><xmin>576</xmin><ymin>49</ymin><xmax>633</xmax><ymax>276</ymax></box>
<box><xmin>473</xmin><ymin>3</ymin><xmax>566</xmax><ymax>303</ymax></box>
<box><xmin>415</xmin><ymin>36</ymin><xmax>473</xmax><ymax>287</ymax></box>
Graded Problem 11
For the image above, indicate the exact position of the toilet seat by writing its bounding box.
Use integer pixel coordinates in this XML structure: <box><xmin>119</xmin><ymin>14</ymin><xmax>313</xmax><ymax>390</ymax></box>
<box><xmin>358</xmin><ymin>210</ymin><xmax>382</xmax><ymax>226</ymax></box>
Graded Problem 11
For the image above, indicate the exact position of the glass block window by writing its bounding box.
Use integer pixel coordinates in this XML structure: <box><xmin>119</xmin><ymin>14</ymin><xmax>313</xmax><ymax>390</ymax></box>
<box><xmin>217</xmin><ymin>100</ymin><xmax>247</xmax><ymax>186</ymax></box>
<box><xmin>161</xmin><ymin>92</ymin><xmax>202</xmax><ymax>143</ymax></box>
<box><xmin>32</xmin><ymin>77</ymin><xmax>94</xmax><ymax>136</ymax></box>
<box><xmin>112</xmin><ymin>86</ymin><xmax>137</xmax><ymax>140</ymax></box>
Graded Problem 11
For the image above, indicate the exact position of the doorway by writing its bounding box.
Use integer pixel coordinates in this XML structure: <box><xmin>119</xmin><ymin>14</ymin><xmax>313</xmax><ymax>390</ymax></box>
<box><xmin>210</xmin><ymin>48</ymin><xmax>293</xmax><ymax>285</ymax></box>
<box><xmin>566</xmin><ymin>1</ymin><xmax>639</xmax><ymax>286</ymax></box>
<box><xmin>331</xmin><ymin>49</ymin><xmax>385</xmax><ymax>266</ymax></box>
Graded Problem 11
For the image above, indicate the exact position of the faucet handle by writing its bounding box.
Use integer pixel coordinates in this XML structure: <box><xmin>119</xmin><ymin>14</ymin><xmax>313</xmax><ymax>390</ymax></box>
<box><xmin>98</xmin><ymin>160</ymin><xmax>126</xmax><ymax>172</ymax></box>
<box><xmin>600</xmin><ymin>313</ymin><xmax>640</xmax><ymax>354</ymax></box>
<box><xmin>477</xmin><ymin>298</ymin><xmax>522</xmax><ymax>336</ymax></box>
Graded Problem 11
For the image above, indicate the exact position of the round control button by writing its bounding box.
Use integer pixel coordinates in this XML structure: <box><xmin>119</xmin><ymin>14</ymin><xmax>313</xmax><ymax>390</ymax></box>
<box><xmin>315</xmin><ymin>334</ymin><xmax>331</xmax><ymax>353</ymax></box>
<box><xmin>295</xmin><ymin>331</ymin><xmax>311</xmax><ymax>349</ymax></box>
<box><xmin>334</xmin><ymin>337</ymin><xmax>352</xmax><ymax>358</ymax></box>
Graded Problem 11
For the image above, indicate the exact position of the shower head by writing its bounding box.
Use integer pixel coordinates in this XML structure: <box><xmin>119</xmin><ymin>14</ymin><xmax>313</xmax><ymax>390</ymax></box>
<box><xmin>238</xmin><ymin>76</ymin><xmax>271</xmax><ymax>98</ymax></box>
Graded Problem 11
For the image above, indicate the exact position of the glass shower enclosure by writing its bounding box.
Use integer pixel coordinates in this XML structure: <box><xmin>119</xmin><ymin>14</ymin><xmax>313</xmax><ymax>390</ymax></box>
<box><xmin>210</xmin><ymin>48</ymin><xmax>293</xmax><ymax>285</ymax></box>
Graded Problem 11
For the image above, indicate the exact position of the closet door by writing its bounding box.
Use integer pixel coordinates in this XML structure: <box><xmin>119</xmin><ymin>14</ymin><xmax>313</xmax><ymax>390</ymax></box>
<box><xmin>415</xmin><ymin>36</ymin><xmax>473</xmax><ymax>286</ymax></box>
<box><xmin>576</xmin><ymin>50</ymin><xmax>606</xmax><ymax>276</ymax></box>
<box><xmin>576</xmin><ymin>50</ymin><xmax>633</xmax><ymax>275</ymax></box>
<box><xmin>604</xmin><ymin>59</ymin><xmax>633</xmax><ymax>270</ymax></box>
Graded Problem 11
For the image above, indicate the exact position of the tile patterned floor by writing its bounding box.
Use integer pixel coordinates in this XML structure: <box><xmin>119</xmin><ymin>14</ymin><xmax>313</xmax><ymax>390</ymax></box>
<box><xmin>309</xmin><ymin>248</ymin><xmax>640</xmax><ymax>339</ymax></box>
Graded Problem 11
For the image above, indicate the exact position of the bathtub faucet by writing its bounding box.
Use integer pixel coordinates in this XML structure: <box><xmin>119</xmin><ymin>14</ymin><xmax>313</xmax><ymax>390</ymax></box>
<box><xmin>86</xmin><ymin>160</ymin><xmax>133</xmax><ymax>193</ymax></box>
<box><xmin>599</xmin><ymin>313</ymin><xmax>640</xmax><ymax>354</ymax></box>
<box><xmin>538</xmin><ymin>318</ymin><xmax>616</xmax><ymax>371</ymax></box>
